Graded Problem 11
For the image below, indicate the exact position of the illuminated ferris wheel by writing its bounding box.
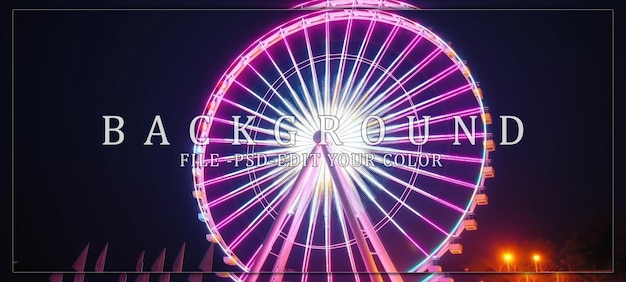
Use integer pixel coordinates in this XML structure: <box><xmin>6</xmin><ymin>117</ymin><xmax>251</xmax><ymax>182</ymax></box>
<box><xmin>191</xmin><ymin>0</ymin><xmax>496</xmax><ymax>281</ymax></box>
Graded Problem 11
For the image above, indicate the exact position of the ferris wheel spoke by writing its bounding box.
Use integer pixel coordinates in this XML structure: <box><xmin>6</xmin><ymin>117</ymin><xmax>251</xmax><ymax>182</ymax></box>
<box><xmin>338</xmin><ymin>20</ymin><xmax>401</xmax><ymax>116</ymax></box>
<box><xmin>337</xmin><ymin>16</ymin><xmax>378</xmax><ymax>116</ymax></box>
<box><xmin>375</xmin><ymin>161</ymin><xmax>472</xmax><ymax>205</ymax></box>
<box><xmin>210</xmin><ymin>165</ymin><xmax>300</xmax><ymax>216</ymax></box>
<box><xmin>300</xmin><ymin>178</ymin><xmax>322</xmax><ymax>281</ymax></box>
<box><xmin>339</xmin><ymin>106</ymin><xmax>483</xmax><ymax>146</ymax></box>
<box><xmin>323</xmin><ymin>12</ymin><xmax>332</xmax><ymax>116</ymax></box>
<box><xmin>402</xmin><ymin>159</ymin><xmax>477</xmax><ymax>189</ymax></box>
<box><xmin>322</xmin><ymin>146</ymin><xmax>400</xmax><ymax>281</ymax></box>
<box><xmin>231</xmin><ymin>78</ymin><xmax>291</xmax><ymax>118</ymax></box>
<box><xmin>246</xmin><ymin>64</ymin><xmax>317</xmax><ymax>134</ymax></box>
<box><xmin>338</xmin><ymin>141</ymin><xmax>483</xmax><ymax>165</ymax></box>
<box><xmin>229</xmin><ymin>174</ymin><xmax>298</xmax><ymax>251</ymax></box>
<box><xmin>337</xmin><ymin>146</ymin><xmax>466</xmax><ymax>212</ymax></box>
<box><xmin>334</xmin><ymin>146</ymin><xmax>450</xmax><ymax>236</ymax></box>
<box><xmin>200</xmin><ymin>147</ymin><xmax>309</xmax><ymax>188</ymax></box>
<box><xmin>330</xmin><ymin>14</ymin><xmax>354</xmax><ymax>116</ymax></box>
<box><xmin>346</xmin><ymin>47</ymin><xmax>443</xmax><ymax>121</ymax></box>
<box><xmin>302</xmin><ymin>18</ymin><xmax>323</xmax><ymax>116</ymax></box>
<box><xmin>361</xmin><ymin>147</ymin><xmax>477</xmax><ymax>189</ymax></box>
<box><xmin>261</xmin><ymin>44</ymin><xmax>318</xmax><ymax>131</ymax></box>
<box><xmin>212</xmin><ymin>117</ymin><xmax>299</xmax><ymax>140</ymax></box>
<box><xmin>330</xmin><ymin>187</ymin><xmax>361</xmax><ymax>281</ymax></box>
<box><xmin>323</xmin><ymin>171</ymin><xmax>333</xmax><ymax>279</ymax></box>
<box><xmin>203</xmin><ymin>138</ymin><xmax>302</xmax><ymax>146</ymax></box>
<box><xmin>375</xmin><ymin>133</ymin><xmax>484</xmax><ymax>147</ymax></box>
<box><xmin>221</xmin><ymin>98</ymin><xmax>302</xmax><ymax>134</ymax></box>
<box><xmin>340</xmin><ymin>131</ymin><xmax>483</xmax><ymax>147</ymax></box>
<box><xmin>382</xmin><ymin>84</ymin><xmax>474</xmax><ymax>124</ymax></box>
<box><xmin>339</xmin><ymin>34</ymin><xmax>423</xmax><ymax>123</ymax></box>
<box><xmin>270</xmin><ymin>166</ymin><xmax>318</xmax><ymax>282</ymax></box>
<box><xmin>341</xmin><ymin>164</ymin><xmax>430</xmax><ymax>256</ymax></box>
<box><xmin>245</xmin><ymin>246</ymin><xmax>263</xmax><ymax>272</ymax></box>
<box><xmin>202</xmin><ymin>165</ymin><xmax>301</xmax><ymax>216</ymax></box>
<box><xmin>355</xmin><ymin>145</ymin><xmax>484</xmax><ymax>164</ymax></box>
<box><xmin>213</xmin><ymin>177</ymin><xmax>287</xmax><ymax>231</ymax></box>
<box><xmin>368</xmin><ymin>63</ymin><xmax>460</xmax><ymax>118</ymax></box>
<box><xmin>247</xmin><ymin>147</ymin><xmax>323</xmax><ymax>282</ymax></box>
<box><xmin>383</xmin><ymin>108</ymin><xmax>481</xmax><ymax>139</ymax></box>
<box><xmin>201</xmin><ymin>161</ymin><xmax>278</xmax><ymax>187</ymax></box>
<box><xmin>206</xmin><ymin>145</ymin><xmax>311</xmax><ymax>166</ymax></box>
<box><xmin>281</xmin><ymin>31</ymin><xmax>319</xmax><ymax>127</ymax></box>
<box><xmin>339</xmin><ymin>99</ymin><xmax>478</xmax><ymax>140</ymax></box>
<box><xmin>204</xmin><ymin>146</ymin><xmax>310</xmax><ymax>189</ymax></box>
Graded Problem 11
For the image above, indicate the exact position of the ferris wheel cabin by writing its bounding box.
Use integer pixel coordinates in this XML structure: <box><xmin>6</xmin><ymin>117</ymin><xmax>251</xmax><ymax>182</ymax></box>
<box><xmin>448</xmin><ymin>237</ymin><xmax>463</xmax><ymax>255</ymax></box>
<box><xmin>463</xmin><ymin>214</ymin><xmax>478</xmax><ymax>231</ymax></box>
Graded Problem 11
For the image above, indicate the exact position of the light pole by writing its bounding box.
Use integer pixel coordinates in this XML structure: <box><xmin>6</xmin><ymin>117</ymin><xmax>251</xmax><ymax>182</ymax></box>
<box><xmin>533</xmin><ymin>254</ymin><xmax>540</xmax><ymax>272</ymax></box>
<box><xmin>503</xmin><ymin>253</ymin><xmax>512</xmax><ymax>272</ymax></box>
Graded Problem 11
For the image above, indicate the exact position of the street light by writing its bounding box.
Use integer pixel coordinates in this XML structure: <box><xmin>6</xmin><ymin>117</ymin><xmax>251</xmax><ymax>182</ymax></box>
<box><xmin>503</xmin><ymin>253</ymin><xmax>512</xmax><ymax>272</ymax></box>
<box><xmin>533</xmin><ymin>254</ymin><xmax>540</xmax><ymax>272</ymax></box>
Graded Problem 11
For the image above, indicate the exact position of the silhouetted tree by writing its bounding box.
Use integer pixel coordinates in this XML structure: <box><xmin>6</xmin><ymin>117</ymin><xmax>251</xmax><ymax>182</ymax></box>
<box><xmin>558</xmin><ymin>215</ymin><xmax>612</xmax><ymax>282</ymax></box>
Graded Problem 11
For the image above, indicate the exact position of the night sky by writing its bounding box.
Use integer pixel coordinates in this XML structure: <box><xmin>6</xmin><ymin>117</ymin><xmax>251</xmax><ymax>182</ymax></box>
<box><xmin>7</xmin><ymin>0</ymin><xmax>624</xmax><ymax>281</ymax></box>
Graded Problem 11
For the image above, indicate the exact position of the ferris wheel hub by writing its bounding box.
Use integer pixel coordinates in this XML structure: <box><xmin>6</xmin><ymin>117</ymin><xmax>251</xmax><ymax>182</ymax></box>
<box><xmin>313</xmin><ymin>130</ymin><xmax>322</xmax><ymax>144</ymax></box>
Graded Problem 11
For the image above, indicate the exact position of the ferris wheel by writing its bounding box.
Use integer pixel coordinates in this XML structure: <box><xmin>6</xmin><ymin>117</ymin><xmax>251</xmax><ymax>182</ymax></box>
<box><xmin>191</xmin><ymin>0</ymin><xmax>495</xmax><ymax>281</ymax></box>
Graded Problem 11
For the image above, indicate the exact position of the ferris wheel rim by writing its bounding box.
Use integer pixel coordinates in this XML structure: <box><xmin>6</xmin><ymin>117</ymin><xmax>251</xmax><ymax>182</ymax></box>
<box><xmin>193</xmin><ymin>4</ymin><xmax>490</xmax><ymax>277</ymax></box>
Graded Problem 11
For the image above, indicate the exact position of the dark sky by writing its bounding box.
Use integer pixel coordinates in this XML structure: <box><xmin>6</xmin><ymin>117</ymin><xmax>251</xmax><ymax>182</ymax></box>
<box><xmin>7</xmin><ymin>0</ymin><xmax>624</xmax><ymax>281</ymax></box>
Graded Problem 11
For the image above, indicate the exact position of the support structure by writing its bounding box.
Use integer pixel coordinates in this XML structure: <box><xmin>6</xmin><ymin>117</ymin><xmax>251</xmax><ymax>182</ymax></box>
<box><xmin>321</xmin><ymin>145</ymin><xmax>402</xmax><ymax>282</ymax></box>
<box><xmin>247</xmin><ymin>146</ymin><xmax>322</xmax><ymax>282</ymax></box>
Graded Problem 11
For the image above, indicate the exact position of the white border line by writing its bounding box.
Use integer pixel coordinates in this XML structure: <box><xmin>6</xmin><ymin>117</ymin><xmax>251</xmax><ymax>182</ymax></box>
<box><xmin>10</xmin><ymin>7</ymin><xmax>615</xmax><ymax>275</ymax></box>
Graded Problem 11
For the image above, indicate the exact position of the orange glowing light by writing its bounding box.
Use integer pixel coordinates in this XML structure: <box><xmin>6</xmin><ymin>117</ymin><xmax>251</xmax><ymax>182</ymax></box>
<box><xmin>504</xmin><ymin>253</ymin><xmax>513</xmax><ymax>262</ymax></box>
